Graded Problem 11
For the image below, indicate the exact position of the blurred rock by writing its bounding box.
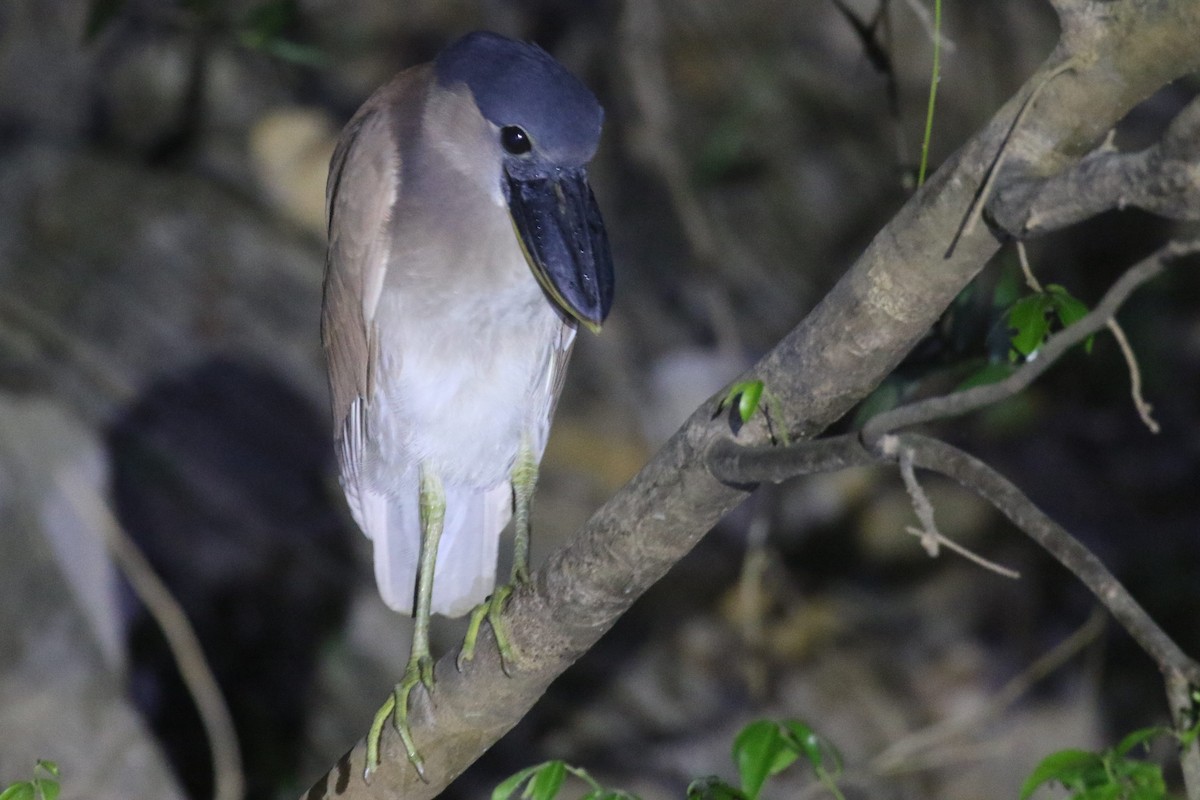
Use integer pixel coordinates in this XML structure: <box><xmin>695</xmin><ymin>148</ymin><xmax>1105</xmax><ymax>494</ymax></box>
<box><xmin>0</xmin><ymin>394</ymin><xmax>183</xmax><ymax>800</ymax></box>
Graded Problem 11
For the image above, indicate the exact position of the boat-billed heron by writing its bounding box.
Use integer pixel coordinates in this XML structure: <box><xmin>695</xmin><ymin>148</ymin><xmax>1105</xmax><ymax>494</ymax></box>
<box><xmin>321</xmin><ymin>31</ymin><xmax>613</xmax><ymax>776</ymax></box>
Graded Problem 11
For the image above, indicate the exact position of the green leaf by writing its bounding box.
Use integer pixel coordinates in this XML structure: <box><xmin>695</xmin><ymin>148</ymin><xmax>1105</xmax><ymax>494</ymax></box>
<box><xmin>719</xmin><ymin>381</ymin><xmax>764</xmax><ymax>425</ymax></box>
<box><xmin>1180</xmin><ymin>719</ymin><xmax>1200</xmax><ymax>748</ymax></box>
<box><xmin>1113</xmin><ymin>726</ymin><xmax>1167</xmax><ymax>757</ymax></box>
<box><xmin>492</xmin><ymin>764</ymin><xmax>542</xmax><ymax>800</ymax></box>
<box><xmin>1045</xmin><ymin>285</ymin><xmax>1088</xmax><ymax>325</ymax></box>
<box><xmin>527</xmin><ymin>760</ymin><xmax>566</xmax><ymax>800</ymax></box>
<box><xmin>1075</xmin><ymin>785</ymin><xmax>1120</xmax><ymax>800</ymax></box>
<box><xmin>734</xmin><ymin>720</ymin><xmax>794</xmax><ymax>799</ymax></box>
<box><xmin>1020</xmin><ymin>749</ymin><xmax>1104</xmax><ymax>799</ymax></box>
<box><xmin>779</xmin><ymin>721</ymin><xmax>822</xmax><ymax>769</ymax></box>
<box><xmin>737</xmin><ymin>381</ymin><xmax>764</xmax><ymax>424</ymax></box>
<box><xmin>781</xmin><ymin>720</ymin><xmax>841</xmax><ymax>776</ymax></box>
<box><xmin>1007</xmin><ymin>295</ymin><xmax>1052</xmax><ymax>360</ymax></box>
<box><xmin>1110</xmin><ymin>758</ymin><xmax>1165</xmax><ymax>792</ymax></box>
<box><xmin>0</xmin><ymin>784</ymin><xmax>35</xmax><ymax>800</ymax></box>
<box><xmin>32</xmin><ymin>765</ymin><xmax>57</xmax><ymax>781</ymax></box>
<box><xmin>1045</xmin><ymin>284</ymin><xmax>1095</xmax><ymax>353</ymax></box>
<box><xmin>32</xmin><ymin>781</ymin><xmax>59</xmax><ymax>800</ymax></box>
<box><xmin>686</xmin><ymin>776</ymin><xmax>746</xmax><ymax>800</ymax></box>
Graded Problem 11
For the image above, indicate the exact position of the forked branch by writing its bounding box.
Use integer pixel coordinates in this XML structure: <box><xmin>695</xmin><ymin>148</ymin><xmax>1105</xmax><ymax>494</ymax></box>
<box><xmin>708</xmin><ymin>241</ymin><xmax>1200</xmax><ymax>798</ymax></box>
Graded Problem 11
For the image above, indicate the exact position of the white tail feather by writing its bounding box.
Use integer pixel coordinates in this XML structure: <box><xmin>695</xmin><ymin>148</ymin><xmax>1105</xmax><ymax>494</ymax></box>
<box><xmin>431</xmin><ymin>483</ymin><xmax>510</xmax><ymax>616</ymax></box>
<box><xmin>344</xmin><ymin>473</ymin><xmax>510</xmax><ymax>617</ymax></box>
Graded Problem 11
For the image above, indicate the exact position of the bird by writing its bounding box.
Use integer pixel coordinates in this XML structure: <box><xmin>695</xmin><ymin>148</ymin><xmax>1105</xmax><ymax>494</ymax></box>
<box><xmin>320</xmin><ymin>30</ymin><xmax>613</xmax><ymax>778</ymax></box>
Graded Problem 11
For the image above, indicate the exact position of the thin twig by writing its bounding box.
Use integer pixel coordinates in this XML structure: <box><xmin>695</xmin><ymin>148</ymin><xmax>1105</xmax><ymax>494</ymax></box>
<box><xmin>62</xmin><ymin>478</ymin><xmax>245</xmax><ymax>800</ymax></box>
<box><xmin>915</xmin><ymin>0</ymin><xmax>943</xmax><ymax>187</ymax></box>
<box><xmin>1016</xmin><ymin>240</ymin><xmax>1043</xmax><ymax>292</ymax></box>
<box><xmin>896</xmin><ymin>438</ymin><xmax>939</xmax><ymax>555</ymax></box>
<box><xmin>946</xmin><ymin>57</ymin><xmax>1080</xmax><ymax>257</ymax></box>
<box><xmin>1166</xmin><ymin>673</ymin><xmax>1200</xmax><ymax>800</ymax></box>
<box><xmin>862</xmin><ymin>239</ymin><xmax>1200</xmax><ymax>443</ymax></box>
<box><xmin>1105</xmin><ymin>317</ymin><xmax>1160</xmax><ymax>433</ymax></box>
<box><xmin>889</xmin><ymin>436</ymin><xmax>1021</xmax><ymax>577</ymax></box>
<box><xmin>900</xmin><ymin>0</ymin><xmax>957</xmax><ymax>52</ymax></box>
<box><xmin>902</xmin><ymin>524</ymin><xmax>1021</xmax><ymax>579</ymax></box>
<box><xmin>710</xmin><ymin>430</ymin><xmax>1200</xmax><ymax>770</ymax></box>
<box><xmin>899</xmin><ymin>434</ymin><xmax>1200</xmax><ymax>686</ymax></box>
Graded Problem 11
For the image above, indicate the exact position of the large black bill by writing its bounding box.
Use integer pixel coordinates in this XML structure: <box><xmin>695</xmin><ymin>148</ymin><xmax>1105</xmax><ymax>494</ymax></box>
<box><xmin>506</xmin><ymin>168</ymin><xmax>614</xmax><ymax>331</ymax></box>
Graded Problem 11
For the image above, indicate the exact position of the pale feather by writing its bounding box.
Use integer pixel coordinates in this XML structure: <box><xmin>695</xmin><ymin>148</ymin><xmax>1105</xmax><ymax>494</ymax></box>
<box><xmin>323</xmin><ymin>66</ymin><xmax>578</xmax><ymax>618</ymax></box>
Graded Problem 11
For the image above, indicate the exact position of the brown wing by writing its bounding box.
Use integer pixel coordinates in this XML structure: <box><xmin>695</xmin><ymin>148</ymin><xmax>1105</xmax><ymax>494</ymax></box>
<box><xmin>321</xmin><ymin>70</ymin><xmax>425</xmax><ymax>478</ymax></box>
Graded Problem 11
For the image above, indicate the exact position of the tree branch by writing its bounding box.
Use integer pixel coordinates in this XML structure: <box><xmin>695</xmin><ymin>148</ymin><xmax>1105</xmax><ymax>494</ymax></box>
<box><xmin>989</xmin><ymin>90</ymin><xmax>1200</xmax><ymax>235</ymax></box>
<box><xmin>895</xmin><ymin>435</ymin><xmax>1200</xmax><ymax>688</ymax></box>
<box><xmin>302</xmin><ymin>2</ymin><xmax>1200</xmax><ymax>797</ymax></box>
<box><xmin>708</xmin><ymin>240</ymin><xmax>1200</xmax><ymax>798</ymax></box>
<box><xmin>860</xmin><ymin>239</ymin><xmax>1200</xmax><ymax>444</ymax></box>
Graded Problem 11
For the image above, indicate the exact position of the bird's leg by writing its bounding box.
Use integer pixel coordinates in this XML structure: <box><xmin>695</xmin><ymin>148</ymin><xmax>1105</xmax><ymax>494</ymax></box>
<box><xmin>365</xmin><ymin>467</ymin><xmax>444</xmax><ymax>782</ymax></box>
<box><xmin>510</xmin><ymin>436</ymin><xmax>538</xmax><ymax>585</ymax></box>
<box><xmin>457</xmin><ymin>438</ymin><xmax>537</xmax><ymax>673</ymax></box>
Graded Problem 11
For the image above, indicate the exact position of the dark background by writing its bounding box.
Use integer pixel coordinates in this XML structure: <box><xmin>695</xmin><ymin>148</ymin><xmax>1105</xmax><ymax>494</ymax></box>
<box><xmin>0</xmin><ymin>1</ymin><xmax>1197</xmax><ymax>798</ymax></box>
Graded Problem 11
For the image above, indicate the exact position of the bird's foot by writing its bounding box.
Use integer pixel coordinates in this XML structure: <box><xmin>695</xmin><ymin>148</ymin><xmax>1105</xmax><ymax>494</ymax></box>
<box><xmin>456</xmin><ymin>580</ymin><xmax>525</xmax><ymax>674</ymax></box>
<box><xmin>364</xmin><ymin>654</ymin><xmax>434</xmax><ymax>783</ymax></box>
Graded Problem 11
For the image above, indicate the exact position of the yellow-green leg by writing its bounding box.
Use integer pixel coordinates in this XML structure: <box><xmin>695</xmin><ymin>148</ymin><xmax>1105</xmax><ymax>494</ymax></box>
<box><xmin>457</xmin><ymin>439</ymin><xmax>537</xmax><ymax>673</ymax></box>
<box><xmin>364</xmin><ymin>468</ymin><xmax>444</xmax><ymax>782</ymax></box>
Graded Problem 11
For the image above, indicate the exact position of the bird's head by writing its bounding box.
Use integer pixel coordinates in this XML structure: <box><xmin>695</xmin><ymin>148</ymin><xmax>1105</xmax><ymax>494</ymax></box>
<box><xmin>434</xmin><ymin>31</ymin><xmax>614</xmax><ymax>333</ymax></box>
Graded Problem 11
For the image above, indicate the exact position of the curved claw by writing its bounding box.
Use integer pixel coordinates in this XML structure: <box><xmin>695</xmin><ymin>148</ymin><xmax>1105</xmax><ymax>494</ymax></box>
<box><xmin>456</xmin><ymin>584</ymin><xmax>523</xmax><ymax>674</ymax></box>
<box><xmin>363</xmin><ymin>656</ymin><xmax>434</xmax><ymax>783</ymax></box>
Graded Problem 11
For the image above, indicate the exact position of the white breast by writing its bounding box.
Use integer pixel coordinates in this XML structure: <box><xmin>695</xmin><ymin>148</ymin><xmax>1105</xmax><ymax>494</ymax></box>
<box><xmin>363</xmin><ymin>256</ymin><xmax>570</xmax><ymax>493</ymax></box>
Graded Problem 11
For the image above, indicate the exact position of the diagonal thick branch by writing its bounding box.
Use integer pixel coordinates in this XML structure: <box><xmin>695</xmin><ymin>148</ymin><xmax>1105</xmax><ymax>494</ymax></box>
<box><xmin>302</xmin><ymin>2</ymin><xmax>1200</xmax><ymax>797</ymax></box>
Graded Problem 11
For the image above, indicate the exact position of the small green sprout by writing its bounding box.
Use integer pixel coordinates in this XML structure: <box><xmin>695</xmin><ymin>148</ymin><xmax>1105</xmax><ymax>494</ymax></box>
<box><xmin>0</xmin><ymin>760</ymin><xmax>60</xmax><ymax>800</ymax></box>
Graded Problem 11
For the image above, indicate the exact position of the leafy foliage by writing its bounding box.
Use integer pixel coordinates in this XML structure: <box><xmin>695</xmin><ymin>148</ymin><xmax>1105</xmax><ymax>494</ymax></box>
<box><xmin>728</xmin><ymin>719</ymin><xmax>843</xmax><ymax>800</ymax></box>
<box><xmin>716</xmin><ymin>381</ymin><xmax>790</xmax><ymax>445</ymax></box>
<box><xmin>1019</xmin><ymin>723</ymin><xmax>1194</xmax><ymax>800</ymax></box>
<box><xmin>491</xmin><ymin>761</ymin><xmax>637</xmax><ymax>800</ymax></box>
<box><xmin>718</xmin><ymin>381</ymin><xmax>764</xmax><ymax>426</ymax></box>
<box><xmin>0</xmin><ymin>761</ymin><xmax>60</xmax><ymax>800</ymax></box>
<box><xmin>1006</xmin><ymin>284</ymin><xmax>1093</xmax><ymax>362</ymax></box>
<box><xmin>494</xmin><ymin>719</ymin><xmax>843</xmax><ymax>800</ymax></box>
<box><xmin>957</xmin><ymin>281</ymin><xmax>1093</xmax><ymax>390</ymax></box>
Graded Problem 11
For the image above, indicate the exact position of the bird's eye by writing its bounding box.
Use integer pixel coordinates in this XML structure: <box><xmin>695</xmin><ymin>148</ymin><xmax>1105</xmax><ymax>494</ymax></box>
<box><xmin>500</xmin><ymin>125</ymin><xmax>532</xmax><ymax>155</ymax></box>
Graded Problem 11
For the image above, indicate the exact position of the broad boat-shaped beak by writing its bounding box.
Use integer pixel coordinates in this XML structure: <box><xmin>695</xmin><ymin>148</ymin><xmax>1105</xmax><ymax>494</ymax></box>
<box><xmin>506</xmin><ymin>167</ymin><xmax>614</xmax><ymax>333</ymax></box>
